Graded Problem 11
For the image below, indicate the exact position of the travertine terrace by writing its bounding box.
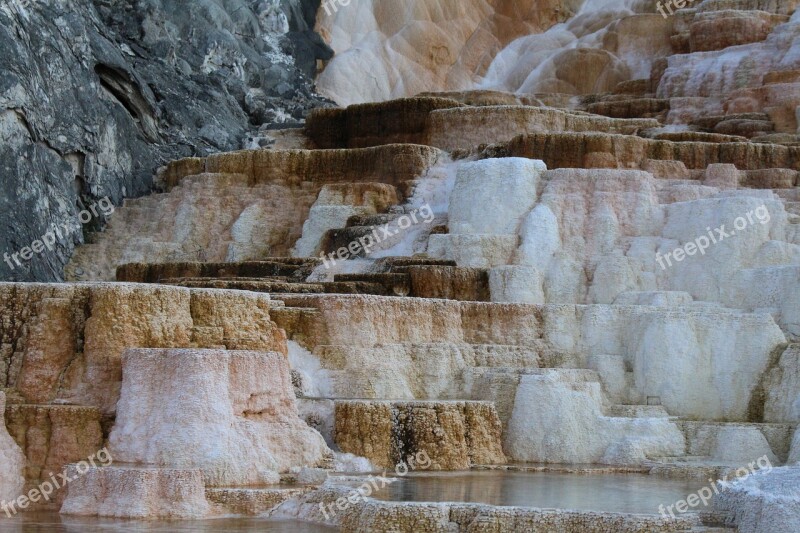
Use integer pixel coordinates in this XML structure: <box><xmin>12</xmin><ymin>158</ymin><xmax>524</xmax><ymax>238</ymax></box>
<box><xmin>3</xmin><ymin>0</ymin><xmax>800</xmax><ymax>532</ymax></box>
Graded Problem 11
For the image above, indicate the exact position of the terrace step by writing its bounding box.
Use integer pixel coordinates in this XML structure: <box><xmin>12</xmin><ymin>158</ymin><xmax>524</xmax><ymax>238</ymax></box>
<box><xmin>606</xmin><ymin>404</ymin><xmax>672</xmax><ymax>418</ymax></box>
<box><xmin>585</xmin><ymin>98</ymin><xmax>670</xmax><ymax>120</ymax></box>
<box><xmin>206</xmin><ymin>486</ymin><xmax>315</xmax><ymax>516</ymax></box>
<box><xmin>676</xmin><ymin>421</ymin><xmax>796</xmax><ymax>464</ymax></box>
<box><xmin>161</xmin><ymin>278</ymin><xmax>389</xmax><ymax>296</ymax></box>
<box><xmin>116</xmin><ymin>259</ymin><xmax>320</xmax><ymax>283</ymax></box>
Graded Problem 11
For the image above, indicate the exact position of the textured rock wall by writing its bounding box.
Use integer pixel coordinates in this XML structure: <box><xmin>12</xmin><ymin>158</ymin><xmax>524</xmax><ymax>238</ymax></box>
<box><xmin>334</xmin><ymin>400</ymin><xmax>506</xmax><ymax>469</ymax></box>
<box><xmin>316</xmin><ymin>0</ymin><xmax>800</xmax><ymax>136</ymax></box>
<box><xmin>273</xmin><ymin>485</ymin><xmax>699</xmax><ymax>532</ymax></box>
<box><xmin>0</xmin><ymin>283</ymin><xmax>286</xmax><ymax>414</ymax></box>
<box><xmin>304</xmin><ymin>98</ymin><xmax>659</xmax><ymax>151</ymax></box>
<box><xmin>763</xmin><ymin>344</ymin><xmax>800</xmax><ymax>423</ymax></box>
<box><xmin>0</xmin><ymin>0</ymin><xmax>331</xmax><ymax>282</ymax></box>
<box><xmin>61</xmin><ymin>466</ymin><xmax>213</xmax><ymax>519</ymax></box>
<box><xmin>505</xmin><ymin>371</ymin><xmax>686</xmax><ymax>464</ymax></box>
<box><xmin>714</xmin><ymin>466</ymin><xmax>800</xmax><ymax>533</ymax></box>
<box><xmin>4</xmin><ymin>405</ymin><xmax>103</xmax><ymax>503</ymax></box>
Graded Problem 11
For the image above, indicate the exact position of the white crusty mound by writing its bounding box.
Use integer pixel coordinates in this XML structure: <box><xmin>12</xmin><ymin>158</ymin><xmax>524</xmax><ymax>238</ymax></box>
<box><xmin>791</xmin><ymin>428</ymin><xmax>800</xmax><ymax>464</ymax></box>
<box><xmin>715</xmin><ymin>466</ymin><xmax>800</xmax><ymax>533</ymax></box>
<box><xmin>61</xmin><ymin>466</ymin><xmax>211</xmax><ymax>519</ymax></box>
<box><xmin>314</xmin><ymin>0</ymin><xmax>585</xmax><ymax>105</ymax></box>
<box><xmin>505</xmin><ymin>371</ymin><xmax>685</xmax><ymax>464</ymax></box>
<box><xmin>109</xmin><ymin>348</ymin><xmax>331</xmax><ymax>486</ymax></box>
<box><xmin>448</xmin><ymin>158</ymin><xmax>544</xmax><ymax>236</ymax></box>
<box><xmin>0</xmin><ymin>392</ymin><xmax>25</xmax><ymax>503</ymax></box>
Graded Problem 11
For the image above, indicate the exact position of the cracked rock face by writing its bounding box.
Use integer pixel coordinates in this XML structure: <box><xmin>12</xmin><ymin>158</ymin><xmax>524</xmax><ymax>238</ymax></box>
<box><xmin>0</xmin><ymin>0</ymin><xmax>332</xmax><ymax>283</ymax></box>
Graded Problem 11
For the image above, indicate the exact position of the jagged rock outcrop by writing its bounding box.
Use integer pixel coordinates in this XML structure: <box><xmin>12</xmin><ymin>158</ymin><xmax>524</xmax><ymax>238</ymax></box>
<box><xmin>0</xmin><ymin>0</ymin><xmax>331</xmax><ymax>283</ymax></box>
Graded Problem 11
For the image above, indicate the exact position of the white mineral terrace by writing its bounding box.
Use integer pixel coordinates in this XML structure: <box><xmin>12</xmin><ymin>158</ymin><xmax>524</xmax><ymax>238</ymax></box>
<box><xmin>3</xmin><ymin>0</ymin><xmax>800</xmax><ymax>532</ymax></box>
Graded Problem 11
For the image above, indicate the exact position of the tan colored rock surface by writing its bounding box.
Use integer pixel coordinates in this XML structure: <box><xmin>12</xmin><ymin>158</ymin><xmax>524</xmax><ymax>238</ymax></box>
<box><xmin>4</xmin><ymin>405</ymin><xmax>103</xmax><ymax>504</ymax></box>
<box><xmin>334</xmin><ymin>400</ymin><xmax>506</xmax><ymax>470</ymax></box>
<box><xmin>481</xmin><ymin>132</ymin><xmax>800</xmax><ymax>170</ymax></box>
<box><xmin>408</xmin><ymin>266</ymin><xmax>490</xmax><ymax>301</ymax></box>
<box><xmin>206</xmin><ymin>486</ymin><xmax>314</xmax><ymax>515</ymax></box>
<box><xmin>0</xmin><ymin>283</ymin><xmax>284</xmax><ymax>414</ymax></box>
<box><xmin>305</xmin><ymin>98</ymin><xmax>463</xmax><ymax>149</ymax></box>
<box><xmin>305</xmin><ymin>99</ymin><xmax>658</xmax><ymax>152</ymax></box>
<box><xmin>690</xmin><ymin>10</ymin><xmax>789</xmax><ymax>52</ymax></box>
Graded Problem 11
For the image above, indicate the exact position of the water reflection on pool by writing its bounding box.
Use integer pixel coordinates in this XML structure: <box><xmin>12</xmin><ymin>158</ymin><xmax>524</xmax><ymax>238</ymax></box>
<box><xmin>0</xmin><ymin>512</ymin><xmax>335</xmax><ymax>532</ymax></box>
<box><xmin>372</xmin><ymin>471</ymin><xmax>705</xmax><ymax>515</ymax></box>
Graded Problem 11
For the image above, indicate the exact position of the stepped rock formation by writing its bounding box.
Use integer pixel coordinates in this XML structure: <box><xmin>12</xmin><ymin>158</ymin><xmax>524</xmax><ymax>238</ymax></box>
<box><xmin>2</xmin><ymin>0</ymin><xmax>800</xmax><ymax>531</ymax></box>
<box><xmin>505</xmin><ymin>371</ymin><xmax>686</xmax><ymax>464</ymax></box>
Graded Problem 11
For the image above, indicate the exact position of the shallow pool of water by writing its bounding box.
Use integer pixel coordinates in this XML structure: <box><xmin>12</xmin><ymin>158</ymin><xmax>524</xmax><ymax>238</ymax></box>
<box><xmin>372</xmin><ymin>471</ymin><xmax>706</xmax><ymax>515</ymax></box>
<box><xmin>0</xmin><ymin>512</ymin><xmax>335</xmax><ymax>532</ymax></box>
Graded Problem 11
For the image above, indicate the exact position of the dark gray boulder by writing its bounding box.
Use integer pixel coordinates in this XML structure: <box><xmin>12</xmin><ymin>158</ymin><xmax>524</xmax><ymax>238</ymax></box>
<box><xmin>0</xmin><ymin>0</ymin><xmax>333</xmax><ymax>281</ymax></box>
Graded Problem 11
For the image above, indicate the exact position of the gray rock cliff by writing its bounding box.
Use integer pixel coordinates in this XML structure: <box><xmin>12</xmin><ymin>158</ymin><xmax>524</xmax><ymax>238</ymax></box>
<box><xmin>0</xmin><ymin>0</ymin><xmax>332</xmax><ymax>281</ymax></box>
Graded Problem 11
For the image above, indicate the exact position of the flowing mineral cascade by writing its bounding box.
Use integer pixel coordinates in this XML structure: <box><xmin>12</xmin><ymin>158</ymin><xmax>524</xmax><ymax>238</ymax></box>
<box><xmin>2</xmin><ymin>0</ymin><xmax>800</xmax><ymax>532</ymax></box>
